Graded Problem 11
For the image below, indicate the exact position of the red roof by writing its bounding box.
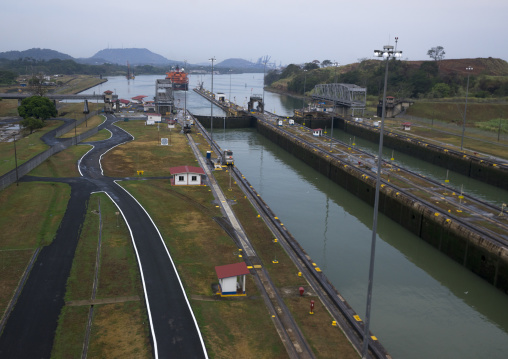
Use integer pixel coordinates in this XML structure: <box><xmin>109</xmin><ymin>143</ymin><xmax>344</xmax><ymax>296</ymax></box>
<box><xmin>215</xmin><ymin>262</ymin><xmax>250</xmax><ymax>279</ymax></box>
<box><xmin>313</xmin><ymin>128</ymin><xmax>323</xmax><ymax>131</ymax></box>
<box><xmin>119</xmin><ymin>99</ymin><xmax>130</xmax><ymax>104</ymax></box>
<box><xmin>169</xmin><ymin>166</ymin><xmax>205</xmax><ymax>175</ymax></box>
<box><xmin>402</xmin><ymin>122</ymin><xmax>412</xmax><ymax>126</ymax></box>
<box><xmin>132</xmin><ymin>95</ymin><xmax>148</xmax><ymax>100</ymax></box>
<box><xmin>104</xmin><ymin>90</ymin><xmax>113</xmax><ymax>94</ymax></box>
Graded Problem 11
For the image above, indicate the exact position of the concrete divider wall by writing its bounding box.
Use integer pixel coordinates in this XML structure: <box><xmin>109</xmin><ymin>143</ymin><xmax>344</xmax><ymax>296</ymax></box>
<box><xmin>194</xmin><ymin>115</ymin><xmax>255</xmax><ymax>129</ymax></box>
<box><xmin>256</xmin><ymin>120</ymin><xmax>508</xmax><ymax>293</ymax></box>
<box><xmin>334</xmin><ymin>117</ymin><xmax>508</xmax><ymax>189</ymax></box>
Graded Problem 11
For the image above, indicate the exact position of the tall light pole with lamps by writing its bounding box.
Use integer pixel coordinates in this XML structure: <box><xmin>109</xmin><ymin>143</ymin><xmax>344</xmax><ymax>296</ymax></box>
<box><xmin>461</xmin><ymin>66</ymin><xmax>473</xmax><ymax>151</ymax></box>
<box><xmin>330</xmin><ymin>62</ymin><xmax>339</xmax><ymax>150</ymax></box>
<box><xmin>362</xmin><ymin>43</ymin><xmax>402</xmax><ymax>359</ymax></box>
<box><xmin>184</xmin><ymin>60</ymin><xmax>188</xmax><ymax>121</ymax></box>
<box><xmin>302</xmin><ymin>70</ymin><xmax>307</xmax><ymax>117</ymax></box>
<box><xmin>209</xmin><ymin>57</ymin><xmax>216</xmax><ymax>148</ymax></box>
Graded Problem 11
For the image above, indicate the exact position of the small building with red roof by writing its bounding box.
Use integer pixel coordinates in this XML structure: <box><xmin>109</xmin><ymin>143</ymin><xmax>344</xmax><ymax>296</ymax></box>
<box><xmin>118</xmin><ymin>99</ymin><xmax>130</xmax><ymax>107</ymax></box>
<box><xmin>132</xmin><ymin>95</ymin><xmax>148</xmax><ymax>104</ymax></box>
<box><xmin>312</xmin><ymin>128</ymin><xmax>323</xmax><ymax>137</ymax></box>
<box><xmin>215</xmin><ymin>262</ymin><xmax>250</xmax><ymax>296</ymax></box>
<box><xmin>401</xmin><ymin>122</ymin><xmax>412</xmax><ymax>131</ymax></box>
<box><xmin>169</xmin><ymin>166</ymin><xmax>205</xmax><ymax>186</ymax></box>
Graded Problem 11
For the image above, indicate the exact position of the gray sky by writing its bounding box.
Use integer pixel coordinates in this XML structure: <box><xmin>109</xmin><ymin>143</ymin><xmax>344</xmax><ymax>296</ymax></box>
<box><xmin>2</xmin><ymin>0</ymin><xmax>507</xmax><ymax>66</ymax></box>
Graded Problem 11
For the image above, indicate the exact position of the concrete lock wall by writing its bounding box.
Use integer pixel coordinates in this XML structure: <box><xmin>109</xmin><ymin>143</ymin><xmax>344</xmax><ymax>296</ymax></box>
<box><xmin>255</xmin><ymin>120</ymin><xmax>508</xmax><ymax>293</ymax></box>
<box><xmin>194</xmin><ymin>115</ymin><xmax>256</xmax><ymax>129</ymax></box>
<box><xmin>336</xmin><ymin>117</ymin><xmax>508</xmax><ymax>189</ymax></box>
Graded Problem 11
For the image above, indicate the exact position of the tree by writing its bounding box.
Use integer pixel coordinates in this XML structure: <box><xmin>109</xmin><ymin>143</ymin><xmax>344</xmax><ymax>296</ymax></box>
<box><xmin>321</xmin><ymin>60</ymin><xmax>332</xmax><ymax>67</ymax></box>
<box><xmin>427</xmin><ymin>46</ymin><xmax>445</xmax><ymax>61</ymax></box>
<box><xmin>28</xmin><ymin>73</ymin><xmax>48</xmax><ymax>96</ymax></box>
<box><xmin>21</xmin><ymin>117</ymin><xmax>44</xmax><ymax>134</ymax></box>
<box><xmin>18</xmin><ymin>96</ymin><xmax>57</xmax><ymax>120</ymax></box>
<box><xmin>303</xmin><ymin>62</ymin><xmax>319</xmax><ymax>71</ymax></box>
<box><xmin>431</xmin><ymin>83</ymin><xmax>451</xmax><ymax>98</ymax></box>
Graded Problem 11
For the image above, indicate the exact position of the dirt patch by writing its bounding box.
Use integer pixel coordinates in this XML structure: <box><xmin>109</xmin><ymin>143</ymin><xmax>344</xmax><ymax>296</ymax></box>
<box><xmin>88</xmin><ymin>302</ymin><xmax>151</xmax><ymax>358</ymax></box>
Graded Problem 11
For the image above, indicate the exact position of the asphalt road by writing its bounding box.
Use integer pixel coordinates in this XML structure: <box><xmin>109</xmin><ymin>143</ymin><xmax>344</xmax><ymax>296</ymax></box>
<box><xmin>0</xmin><ymin>115</ymin><xmax>207</xmax><ymax>358</ymax></box>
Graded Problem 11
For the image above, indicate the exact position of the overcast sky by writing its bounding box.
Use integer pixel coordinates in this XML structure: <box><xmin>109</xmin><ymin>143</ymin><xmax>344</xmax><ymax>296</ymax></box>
<box><xmin>2</xmin><ymin>0</ymin><xmax>507</xmax><ymax>66</ymax></box>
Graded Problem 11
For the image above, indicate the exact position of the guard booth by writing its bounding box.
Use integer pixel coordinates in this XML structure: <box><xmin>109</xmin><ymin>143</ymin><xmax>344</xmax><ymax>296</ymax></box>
<box><xmin>217</xmin><ymin>93</ymin><xmax>226</xmax><ymax>102</ymax></box>
<box><xmin>215</xmin><ymin>262</ymin><xmax>250</xmax><ymax>297</ymax></box>
<box><xmin>312</xmin><ymin>128</ymin><xmax>323</xmax><ymax>137</ymax></box>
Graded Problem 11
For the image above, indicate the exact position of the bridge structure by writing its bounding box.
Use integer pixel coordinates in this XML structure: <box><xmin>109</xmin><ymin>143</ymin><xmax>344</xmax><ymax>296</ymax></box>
<box><xmin>0</xmin><ymin>93</ymin><xmax>118</xmax><ymax>102</ymax></box>
<box><xmin>0</xmin><ymin>93</ymin><xmax>120</xmax><ymax>113</ymax></box>
<box><xmin>311</xmin><ymin>83</ymin><xmax>367</xmax><ymax>116</ymax></box>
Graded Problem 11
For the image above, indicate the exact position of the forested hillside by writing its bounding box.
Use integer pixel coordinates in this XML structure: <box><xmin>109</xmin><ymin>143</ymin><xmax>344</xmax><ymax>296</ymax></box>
<box><xmin>267</xmin><ymin>58</ymin><xmax>508</xmax><ymax>99</ymax></box>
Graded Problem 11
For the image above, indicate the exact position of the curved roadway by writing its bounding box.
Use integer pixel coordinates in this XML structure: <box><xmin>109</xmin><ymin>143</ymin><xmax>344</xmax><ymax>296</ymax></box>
<box><xmin>0</xmin><ymin>115</ymin><xmax>207</xmax><ymax>358</ymax></box>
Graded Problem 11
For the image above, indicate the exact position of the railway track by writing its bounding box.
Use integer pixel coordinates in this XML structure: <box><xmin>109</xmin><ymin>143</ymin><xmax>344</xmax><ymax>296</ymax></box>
<box><xmin>192</xmin><ymin>117</ymin><xmax>389</xmax><ymax>358</ymax></box>
<box><xmin>186</xmin><ymin>124</ymin><xmax>317</xmax><ymax>359</ymax></box>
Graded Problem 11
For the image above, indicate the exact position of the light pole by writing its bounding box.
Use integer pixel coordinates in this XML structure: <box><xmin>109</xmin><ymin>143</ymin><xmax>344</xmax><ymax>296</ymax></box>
<box><xmin>184</xmin><ymin>60</ymin><xmax>187</xmax><ymax>121</ymax></box>
<box><xmin>302</xmin><ymin>70</ymin><xmax>307</xmax><ymax>117</ymax></box>
<box><xmin>209</xmin><ymin>56</ymin><xmax>216</xmax><ymax>149</ymax></box>
<box><xmin>461</xmin><ymin>66</ymin><xmax>473</xmax><ymax>151</ymax></box>
<box><xmin>362</xmin><ymin>43</ymin><xmax>402</xmax><ymax>359</ymax></box>
<box><xmin>330</xmin><ymin>62</ymin><xmax>339</xmax><ymax>150</ymax></box>
<box><xmin>229</xmin><ymin>69</ymin><xmax>233</xmax><ymax>102</ymax></box>
<box><xmin>262</xmin><ymin>58</ymin><xmax>268</xmax><ymax>111</ymax></box>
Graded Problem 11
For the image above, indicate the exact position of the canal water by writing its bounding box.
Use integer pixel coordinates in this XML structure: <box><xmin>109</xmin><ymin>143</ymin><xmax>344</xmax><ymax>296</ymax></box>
<box><xmin>81</xmin><ymin>74</ymin><xmax>508</xmax><ymax>358</ymax></box>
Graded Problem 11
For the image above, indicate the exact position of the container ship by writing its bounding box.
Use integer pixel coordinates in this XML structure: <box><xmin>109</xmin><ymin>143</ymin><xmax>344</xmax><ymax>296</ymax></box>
<box><xmin>165</xmin><ymin>65</ymin><xmax>188</xmax><ymax>91</ymax></box>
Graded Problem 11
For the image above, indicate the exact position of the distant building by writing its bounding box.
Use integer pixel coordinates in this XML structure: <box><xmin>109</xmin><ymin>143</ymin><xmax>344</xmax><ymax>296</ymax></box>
<box><xmin>144</xmin><ymin>101</ymin><xmax>155</xmax><ymax>112</ymax></box>
<box><xmin>132</xmin><ymin>95</ymin><xmax>148</xmax><ymax>104</ymax></box>
<box><xmin>146</xmin><ymin>113</ymin><xmax>161</xmax><ymax>125</ymax></box>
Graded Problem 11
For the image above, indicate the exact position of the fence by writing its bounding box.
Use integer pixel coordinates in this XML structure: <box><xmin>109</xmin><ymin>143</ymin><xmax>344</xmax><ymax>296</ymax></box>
<box><xmin>0</xmin><ymin>111</ymin><xmax>101</xmax><ymax>191</ymax></box>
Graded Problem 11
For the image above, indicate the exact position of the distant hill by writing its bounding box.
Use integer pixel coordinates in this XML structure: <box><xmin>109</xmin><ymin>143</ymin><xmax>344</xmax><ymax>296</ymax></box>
<box><xmin>89</xmin><ymin>48</ymin><xmax>175</xmax><ymax>66</ymax></box>
<box><xmin>217</xmin><ymin>58</ymin><xmax>261</xmax><ymax>69</ymax></box>
<box><xmin>0</xmin><ymin>48</ymin><xmax>73</xmax><ymax>61</ymax></box>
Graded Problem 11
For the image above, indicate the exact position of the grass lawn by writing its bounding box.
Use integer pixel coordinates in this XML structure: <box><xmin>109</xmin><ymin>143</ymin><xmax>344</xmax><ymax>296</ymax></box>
<box><xmin>0</xmin><ymin>182</ymin><xmax>70</xmax><ymax>320</ymax></box>
<box><xmin>0</xmin><ymin>120</ymin><xmax>61</xmax><ymax>176</ymax></box>
<box><xmin>0</xmin><ymin>99</ymin><xmax>20</xmax><ymax>117</ymax></box>
<box><xmin>103</xmin><ymin>121</ymin><xmax>196</xmax><ymax>177</ymax></box>
<box><xmin>29</xmin><ymin>144</ymin><xmax>92</xmax><ymax>178</ymax></box>
<box><xmin>59</xmin><ymin>115</ymin><xmax>105</xmax><ymax>138</ymax></box>
<box><xmin>121</xmin><ymin>180</ymin><xmax>288</xmax><ymax>358</ymax></box>
<box><xmin>85</xmin><ymin>129</ymin><xmax>112</xmax><ymax>142</ymax></box>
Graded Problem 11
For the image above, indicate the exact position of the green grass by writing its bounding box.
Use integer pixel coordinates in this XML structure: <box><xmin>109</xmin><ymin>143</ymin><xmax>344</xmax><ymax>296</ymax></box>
<box><xmin>29</xmin><ymin>145</ymin><xmax>92</xmax><ymax>178</ymax></box>
<box><xmin>51</xmin><ymin>306</ymin><xmax>90</xmax><ymax>359</ymax></box>
<box><xmin>86</xmin><ymin>129</ymin><xmax>112</xmax><ymax>142</ymax></box>
<box><xmin>0</xmin><ymin>182</ymin><xmax>70</xmax><ymax>249</ymax></box>
<box><xmin>103</xmin><ymin>121</ymin><xmax>196</xmax><ymax>177</ymax></box>
<box><xmin>0</xmin><ymin>182</ymin><xmax>70</xmax><ymax>324</ymax></box>
<box><xmin>0</xmin><ymin>120</ymin><xmax>61</xmax><ymax>176</ymax></box>
<box><xmin>59</xmin><ymin>115</ymin><xmax>105</xmax><ymax>138</ymax></box>
<box><xmin>475</xmin><ymin>118</ymin><xmax>508</xmax><ymax>133</ymax></box>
